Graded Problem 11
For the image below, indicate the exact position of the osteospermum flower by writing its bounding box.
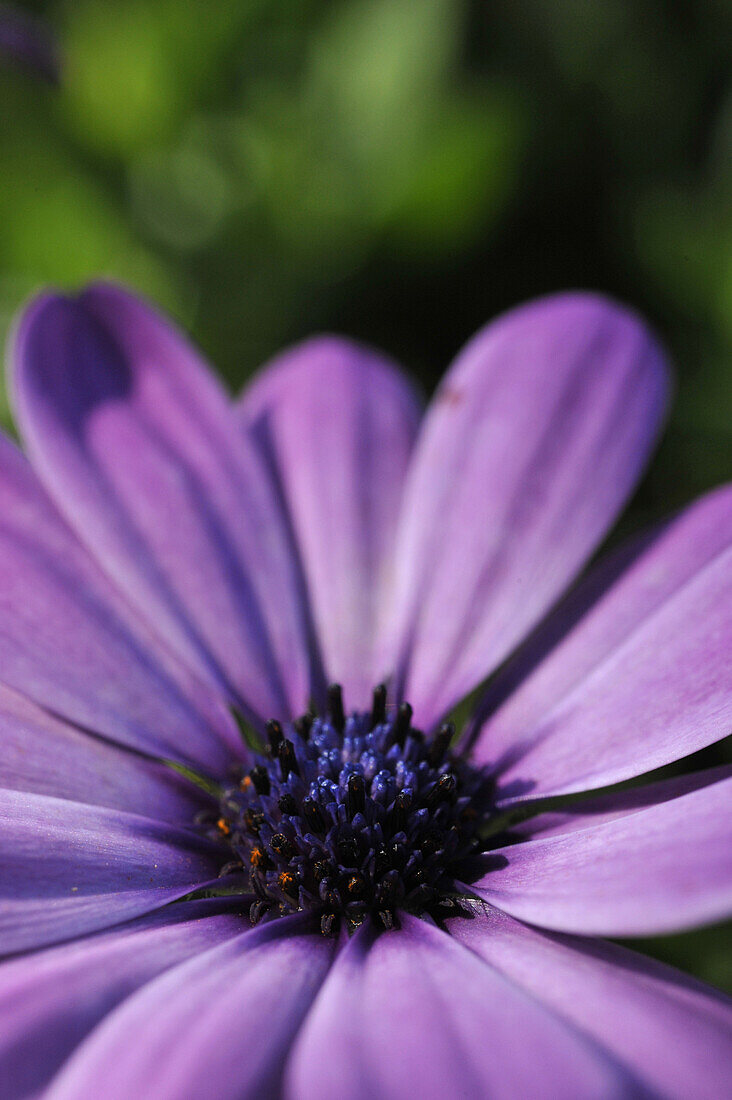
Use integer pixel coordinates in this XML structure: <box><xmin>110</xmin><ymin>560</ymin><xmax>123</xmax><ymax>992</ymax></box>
<box><xmin>0</xmin><ymin>283</ymin><xmax>730</xmax><ymax>1098</ymax></box>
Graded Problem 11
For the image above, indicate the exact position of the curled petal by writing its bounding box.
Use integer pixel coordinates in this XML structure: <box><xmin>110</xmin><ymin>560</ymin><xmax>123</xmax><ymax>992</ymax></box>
<box><xmin>12</xmin><ymin>285</ymin><xmax>316</xmax><ymax>725</ymax></box>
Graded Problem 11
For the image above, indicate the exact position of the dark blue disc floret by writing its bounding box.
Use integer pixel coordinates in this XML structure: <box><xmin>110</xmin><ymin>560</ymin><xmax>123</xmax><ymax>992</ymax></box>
<box><xmin>213</xmin><ymin>685</ymin><xmax>491</xmax><ymax>935</ymax></box>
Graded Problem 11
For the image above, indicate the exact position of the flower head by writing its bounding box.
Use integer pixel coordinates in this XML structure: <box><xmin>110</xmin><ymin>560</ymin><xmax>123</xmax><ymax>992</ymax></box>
<box><xmin>0</xmin><ymin>283</ymin><xmax>730</xmax><ymax>1098</ymax></box>
<box><xmin>212</xmin><ymin>689</ymin><xmax>489</xmax><ymax>935</ymax></box>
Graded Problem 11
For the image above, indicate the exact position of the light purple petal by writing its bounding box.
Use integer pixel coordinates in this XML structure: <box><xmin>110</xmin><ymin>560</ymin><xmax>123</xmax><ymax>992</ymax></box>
<box><xmin>11</xmin><ymin>284</ymin><xmax>315</xmax><ymax>725</ymax></box>
<box><xmin>474</xmin><ymin>771</ymin><xmax>732</xmax><ymax>935</ymax></box>
<box><xmin>46</xmin><ymin>915</ymin><xmax>334</xmax><ymax>1100</ymax></box>
<box><xmin>0</xmin><ymin>683</ymin><xmax>206</xmax><ymax>824</ymax></box>
<box><xmin>0</xmin><ymin>900</ymin><xmax>244</xmax><ymax>1100</ymax></box>
<box><xmin>452</xmin><ymin>905</ymin><xmax>732</xmax><ymax>1100</ymax></box>
<box><xmin>0</xmin><ymin>789</ymin><xmax>223</xmax><ymax>954</ymax></box>
<box><xmin>0</xmin><ymin>432</ymin><xmax>240</xmax><ymax>770</ymax></box>
<box><xmin>513</xmin><ymin>765</ymin><xmax>732</xmax><ymax>840</ymax></box>
<box><xmin>381</xmin><ymin>293</ymin><xmax>667</xmax><ymax>729</ymax></box>
<box><xmin>470</xmin><ymin>484</ymin><xmax>732</xmax><ymax>801</ymax></box>
<box><xmin>286</xmin><ymin>915</ymin><xmax>636</xmax><ymax>1099</ymax></box>
<box><xmin>239</xmin><ymin>337</ymin><xmax>421</xmax><ymax>708</ymax></box>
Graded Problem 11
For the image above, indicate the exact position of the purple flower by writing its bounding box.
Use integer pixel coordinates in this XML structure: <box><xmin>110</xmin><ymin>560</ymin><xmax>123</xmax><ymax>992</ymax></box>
<box><xmin>0</xmin><ymin>282</ymin><xmax>730</xmax><ymax>1098</ymax></box>
<box><xmin>0</xmin><ymin>4</ymin><xmax>59</xmax><ymax>83</ymax></box>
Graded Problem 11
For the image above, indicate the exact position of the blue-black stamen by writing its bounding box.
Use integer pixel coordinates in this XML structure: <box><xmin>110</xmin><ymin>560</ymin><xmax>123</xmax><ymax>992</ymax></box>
<box><xmin>426</xmin><ymin>772</ymin><xmax>457</xmax><ymax>810</ymax></box>
<box><xmin>278</xmin><ymin>870</ymin><xmax>298</xmax><ymax>898</ymax></box>
<box><xmin>346</xmin><ymin>773</ymin><xmax>366</xmax><ymax>820</ymax></box>
<box><xmin>250</xmin><ymin>899</ymin><xmax>271</xmax><ymax>924</ymax></box>
<box><xmin>370</xmin><ymin>683</ymin><xmax>387</xmax><ymax>728</ymax></box>
<box><xmin>313</xmin><ymin>859</ymin><xmax>333</xmax><ymax>881</ymax></box>
<box><xmin>321</xmin><ymin>912</ymin><xmax>339</xmax><ymax>936</ymax></box>
<box><xmin>266</xmin><ymin>719</ymin><xmax>284</xmax><ymax>755</ymax></box>
<box><xmin>327</xmin><ymin>683</ymin><xmax>345</xmax><ymax>734</ymax></box>
<box><xmin>270</xmin><ymin>833</ymin><xmax>296</xmax><ymax>859</ymax></box>
<box><xmin>244</xmin><ymin>807</ymin><xmax>264</xmax><ymax>834</ymax></box>
<box><xmin>278</xmin><ymin>793</ymin><xmax>298</xmax><ymax>816</ymax></box>
<box><xmin>391</xmin><ymin>701</ymin><xmax>412</xmax><ymax>747</ymax></box>
<box><xmin>336</xmin><ymin>836</ymin><xmax>361</xmax><ymax>867</ymax></box>
<box><xmin>390</xmin><ymin>788</ymin><xmax>412</xmax><ymax>832</ymax></box>
<box><xmin>418</xmin><ymin>827</ymin><xmax>438</xmax><ymax>852</ymax></box>
<box><xmin>278</xmin><ymin>739</ymin><xmax>299</xmax><ymax>781</ymax></box>
<box><xmin>427</xmin><ymin>721</ymin><xmax>454</xmax><ymax>767</ymax></box>
<box><xmin>346</xmin><ymin>871</ymin><xmax>366</xmax><ymax>897</ymax></box>
<box><xmin>303</xmin><ymin>796</ymin><xmax>327</xmax><ymax>833</ymax></box>
<box><xmin>373</xmin><ymin>845</ymin><xmax>392</xmax><ymax>878</ymax></box>
<box><xmin>375</xmin><ymin>874</ymin><xmax>398</xmax><ymax>906</ymax></box>
<box><xmin>248</xmin><ymin>765</ymin><xmax>270</xmax><ymax>796</ymax></box>
<box><xmin>249</xmin><ymin>845</ymin><xmax>273</xmax><ymax>871</ymax></box>
<box><xmin>293</xmin><ymin>713</ymin><xmax>313</xmax><ymax>741</ymax></box>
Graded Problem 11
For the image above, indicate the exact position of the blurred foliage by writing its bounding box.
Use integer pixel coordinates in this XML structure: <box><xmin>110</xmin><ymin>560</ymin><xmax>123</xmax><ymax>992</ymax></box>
<box><xmin>0</xmin><ymin>0</ymin><xmax>728</xmax><ymax>524</ymax></box>
<box><xmin>0</xmin><ymin>0</ymin><xmax>730</xmax><ymax>985</ymax></box>
<box><xmin>0</xmin><ymin>0</ymin><xmax>524</xmax><ymax>415</ymax></box>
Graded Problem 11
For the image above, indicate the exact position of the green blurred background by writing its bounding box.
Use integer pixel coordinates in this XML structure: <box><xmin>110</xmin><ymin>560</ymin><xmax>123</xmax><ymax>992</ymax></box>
<box><xmin>1</xmin><ymin>1</ymin><xmax>730</xmax><ymax>987</ymax></box>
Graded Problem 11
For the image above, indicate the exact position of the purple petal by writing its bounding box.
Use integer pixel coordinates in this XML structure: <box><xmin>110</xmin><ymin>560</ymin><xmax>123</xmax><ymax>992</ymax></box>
<box><xmin>0</xmin><ymin>683</ymin><xmax>206</xmax><ymax>824</ymax></box>
<box><xmin>0</xmin><ymin>789</ymin><xmax>223</xmax><ymax>953</ymax></box>
<box><xmin>0</xmin><ymin>900</ymin><xmax>244</xmax><ymax>1099</ymax></box>
<box><xmin>513</xmin><ymin>765</ymin><xmax>732</xmax><ymax>840</ymax></box>
<box><xmin>11</xmin><ymin>284</ymin><xmax>315</xmax><ymax>725</ymax></box>
<box><xmin>0</xmin><ymin>432</ymin><xmax>240</xmax><ymax>771</ymax></box>
<box><xmin>0</xmin><ymin>4</ymin><xmax>60</xmax><ymax>83</ymax></box>
<box><xmin>470</xmin><ymin>484</ymin><xmax>732</xmax><ymax>801</ymax></box>
<box><xmin>381</xmin><ymin>293</ymin><xmax>667</xmax><ymax>729</ymax></box>
<box><xmin>286</xmin><ymin>915</ymin><xmax>635</xmax><ymax>1099</ymax></box>
<box><xmin>452</xmin><ymin>905</ymin><xmax>732</xmax><ymax>1100</ymax></box>
<box><xmin>239</xmin><ymin>337</ymin><xmax>421</xmax><ymax>707</ymax></box>
<box><xmin>474</xmin><ymin>771</ymin><xmax>732</xmax><ymax>935</ymax></box>
<box><xmin>46</xmin><ymin>915</ymin><xmax>334</xmax><ymax>1100</ymax></box>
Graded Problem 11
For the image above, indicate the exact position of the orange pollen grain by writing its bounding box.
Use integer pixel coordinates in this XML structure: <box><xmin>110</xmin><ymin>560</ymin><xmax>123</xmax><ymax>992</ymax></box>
<box><xmin>216</xmin><ymin>817</ymin><xmax>231</xmax><ymax>835</ymax></box>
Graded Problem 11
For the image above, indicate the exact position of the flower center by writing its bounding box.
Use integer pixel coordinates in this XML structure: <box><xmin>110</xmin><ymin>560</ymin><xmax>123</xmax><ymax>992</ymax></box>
<box><xmin>212</xmin><ymin>684</ymin><xmax>491</xmax><ymax>935</ymax></box>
